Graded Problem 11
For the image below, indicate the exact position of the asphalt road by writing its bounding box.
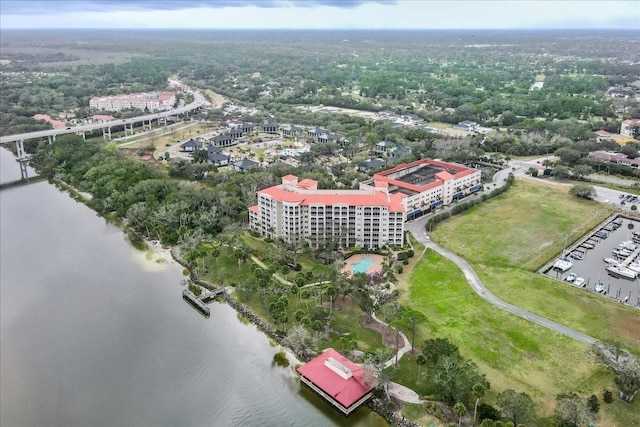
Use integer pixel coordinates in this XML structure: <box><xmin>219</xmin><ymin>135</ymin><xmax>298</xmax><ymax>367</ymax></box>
<box><xmin>404</xmin><ymin>166</ymin><xmax>599</xmax><ymax>347</ymax></box>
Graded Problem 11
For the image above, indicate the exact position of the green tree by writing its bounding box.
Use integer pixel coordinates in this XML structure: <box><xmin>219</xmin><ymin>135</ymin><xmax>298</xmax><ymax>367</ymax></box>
<box><xmin>498</xmin><ymin>389</ymin><xmax>536</xmax><ymax>427</ymax></box>
<box><xmin>472</xmin><ymin>383</ymin><xmax>487</xmax><ymax>426</ymax></box>
<box><xmin>587</xmin><ymin>394</ymin><xmax>600</xmax><ymax>414</ymax></box>
<box><xmin>555</xmin><ymin>392</ymin><xmax>592</xmax><ymax>426</ymax></box>
<box><xmin>570</xmin><ymin>184</ymin><xmax>596</xmax><ymax>200</ymax></box>
<box><xmin>454</xmin><ymin>402</ymin><xmax>467</xmax><ymax>427</ymax></box>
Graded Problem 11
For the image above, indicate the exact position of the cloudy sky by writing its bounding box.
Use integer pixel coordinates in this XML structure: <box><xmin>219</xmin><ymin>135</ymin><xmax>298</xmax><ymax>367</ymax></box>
<box><xmin>1</xmin><ymin>0</ymin><xmax>639</xmax><ymax>30</ymax></box>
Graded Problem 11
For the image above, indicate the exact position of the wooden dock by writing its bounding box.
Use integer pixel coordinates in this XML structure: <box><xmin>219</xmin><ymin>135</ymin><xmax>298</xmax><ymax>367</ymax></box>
<box><xmin>182</xmin><ymin>289</ymin><xmax>211</xmax><ymax>316</ymax></box>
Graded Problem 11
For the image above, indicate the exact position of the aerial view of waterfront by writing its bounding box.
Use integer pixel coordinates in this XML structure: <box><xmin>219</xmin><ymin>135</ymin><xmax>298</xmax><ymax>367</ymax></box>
<box><xmin>1</xmin><ymin>1</ymin><xmax>640</xmax><ymax>425</ymax></box>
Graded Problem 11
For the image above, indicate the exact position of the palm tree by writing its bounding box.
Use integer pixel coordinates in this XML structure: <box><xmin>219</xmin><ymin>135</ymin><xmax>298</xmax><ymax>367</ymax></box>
<box><xmin>416</xmin><ymin>354</ymin><xmax>427</xmax><ymax>382</ymax></box>
<box><xmin>472</xmin><ymin>383</ymin><xmax>486</xmax><ymax>426</ymax></box>
<box><xmin>453</xmin><ymin>402</ymin><xmax>467</xmax><ymax>427</ymax></box>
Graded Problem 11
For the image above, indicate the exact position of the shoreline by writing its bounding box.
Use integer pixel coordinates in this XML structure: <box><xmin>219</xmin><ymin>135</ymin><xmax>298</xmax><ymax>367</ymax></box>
<box><xmin>41</xmin><ymin>171</ymin><xmax>419</xmax><ymax>427</ymax></box>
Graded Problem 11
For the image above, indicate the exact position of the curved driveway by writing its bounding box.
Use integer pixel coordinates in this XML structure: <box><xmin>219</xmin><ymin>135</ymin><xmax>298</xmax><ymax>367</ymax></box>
<box><xmin>403</xmin><ymin>165</ymin><xmax>599</xmax><ymax>347</ymax></box>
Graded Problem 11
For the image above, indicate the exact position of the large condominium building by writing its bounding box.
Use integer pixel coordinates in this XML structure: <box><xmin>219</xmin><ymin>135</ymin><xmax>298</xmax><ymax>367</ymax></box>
<box><xmin>248</xmin><ymin>175</ymin><xmax>406</xmax><ymax>249</ymax></box>
<box><xmin>362</xmin><ymin>159</ymin><xmax>483</xmax><ymax>220</ymax></box>
<box><xmin>89</xmin><ymin>91</ymin><xmax>176</xmax><ymax>112</ymax></box>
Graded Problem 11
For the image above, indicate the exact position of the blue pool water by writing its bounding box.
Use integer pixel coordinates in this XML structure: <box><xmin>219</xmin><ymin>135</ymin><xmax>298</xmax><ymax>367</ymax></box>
<box><xmin>350</xmin><ymin>258</ymin><xmax>374</xmax><ymax>274</ymax></box>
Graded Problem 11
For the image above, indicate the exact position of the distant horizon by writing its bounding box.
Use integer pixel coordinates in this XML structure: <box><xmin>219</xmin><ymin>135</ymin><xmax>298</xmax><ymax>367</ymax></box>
<box><xmin>2</xmin><ymin>27</ymin><xmax>639</xmax><ymax>32</ymax></box>
<box><xmin>1</xmin><ymin>1</ymin><xmax>638</xmax><ymax>30</ymax></box>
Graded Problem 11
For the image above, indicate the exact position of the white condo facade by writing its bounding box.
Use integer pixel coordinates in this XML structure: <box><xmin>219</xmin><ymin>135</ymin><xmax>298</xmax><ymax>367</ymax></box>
<box><xmin>89</xmin><ymin>91</ymin><xmax>176</xmax><ymax>112</ymax></box>
<box><xmin>249</xmin><ymin>175</ymin><xmax>406</xmax><ymax>249</ymax></box>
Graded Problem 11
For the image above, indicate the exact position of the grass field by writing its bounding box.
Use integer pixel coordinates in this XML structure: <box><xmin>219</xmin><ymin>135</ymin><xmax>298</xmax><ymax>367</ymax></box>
<box><xmin>398</xmin><ymin>250</ymin><xmax>639</xmax><ymax>425</ymax></box>
<box><xmin>428</xmin><ymin>179</ymin><xmax>640</xmax><ymax>354</ymax></box>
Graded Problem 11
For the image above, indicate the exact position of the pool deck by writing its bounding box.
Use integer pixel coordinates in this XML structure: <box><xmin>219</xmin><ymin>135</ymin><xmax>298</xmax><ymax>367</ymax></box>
<box><xmin>343</xmin><ymin>253</ymin><xmax>384</xmax><ymax>276</ymax></box>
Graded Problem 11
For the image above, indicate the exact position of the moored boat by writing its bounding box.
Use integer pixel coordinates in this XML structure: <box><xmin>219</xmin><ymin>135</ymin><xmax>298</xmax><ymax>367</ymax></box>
<box><xmin>553</xmin><ymin>257</ymin><xmax>573</xmax><ymax>272</ymax></box>
<box><xmin>603</xmin><ymin>257</ymin><xmax>616</xmax><ymax>264</ymax></box>
<box><xmin>565</xmin><ymin>272</ymin><xmax>576</xmax><ymax>283</ymax></box>
<box><xmin>574</xmin><ymin>277</ymin><xmax>585</xmax><ymax>287</ymax></box>
<box><xmin>606</xmin><ymin>265</ymin><xmax>638</xmax><ymax>280</ymax></box>
<box><xmin>595</xmin><ymin>280</ymin><xmax>605</xmax><ymax>292</ymax></box>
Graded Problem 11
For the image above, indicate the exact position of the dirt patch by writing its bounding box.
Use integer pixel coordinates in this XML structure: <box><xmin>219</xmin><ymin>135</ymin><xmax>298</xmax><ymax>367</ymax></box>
<box><xmin>362</xmin><ymin>315</ymin><xmax>404</xmax><ymax>349</ymax></box>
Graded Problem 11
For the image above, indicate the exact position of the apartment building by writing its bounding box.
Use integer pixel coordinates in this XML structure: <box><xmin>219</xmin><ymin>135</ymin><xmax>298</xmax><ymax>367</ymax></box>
<box><xmin>248</xmin><ymin>175</ymin><xmax>405</xmax><ymax>249</ymax></box>
<box><xmin>89</xmin><ymin>91</ymin><xmax>176</xmax><ymax>112</ymax></box>
<box><xmin>363</xmin><ymin>159</ymin><xmax>483</xmax><ymax>219</ymax></box>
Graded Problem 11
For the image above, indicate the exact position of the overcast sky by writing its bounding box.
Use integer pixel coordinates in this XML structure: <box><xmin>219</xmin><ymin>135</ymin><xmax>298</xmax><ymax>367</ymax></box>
<box><xmin>1</xmin><ymin>0</ymin><xmax>639</xmax><ymax>30</ymax></box>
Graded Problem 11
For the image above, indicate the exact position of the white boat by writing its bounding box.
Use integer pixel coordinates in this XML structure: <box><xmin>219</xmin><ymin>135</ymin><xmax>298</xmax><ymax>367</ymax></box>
<box><xmin>618</xmin><ymin>249</ymin><xmax>632</xmax><ymax>257</ymax></box>
<box><xmin>553</xmin><ymin>257</ymin><xmax>573</xmax><ymax>272</ymax></box>
<box><xmin>574</xmin><ymin>277</ymin><xmax>585</xmax><ymax>287</ymax></box>
<box><xmin>628</xmin><ymin>263</ymin><xmax>640</xmax><ymax>273</ymax></box>
<box><xmin>565</xmin><ymin>272</ymin><xmax>577</xmax><ymax>283</ymax></box>
<box><xmin>603</xmin><ymin>258</ymin><xmax>617</xmax><ymax>264</ymax></box>
<box><xmin>606</xmin><ymin>265</ymin><xmax>638</xmax><ymax>280</ymax></box>
<box><xmin>619</xmin><ymin>241</ymin><xmax>637</xmax><ymax>251</ymax></box>
<box><xmin>595</xmin><ymin>280</ymin><xmax>605</xmax><ymax>292</ymax></box>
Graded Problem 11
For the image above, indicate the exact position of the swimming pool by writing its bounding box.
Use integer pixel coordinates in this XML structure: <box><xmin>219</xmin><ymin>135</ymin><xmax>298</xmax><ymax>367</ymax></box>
<box><xmin>350</xmin><ymin>258</ymin><xmax>374</xmax><ymax>274</ymax></box>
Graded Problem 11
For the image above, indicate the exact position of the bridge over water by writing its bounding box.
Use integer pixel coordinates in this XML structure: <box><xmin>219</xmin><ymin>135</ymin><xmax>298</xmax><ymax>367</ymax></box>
<box><xmin>0</xmin><ymin>92</ymin><xmax>206</xmax><ymax>180</ymax></box>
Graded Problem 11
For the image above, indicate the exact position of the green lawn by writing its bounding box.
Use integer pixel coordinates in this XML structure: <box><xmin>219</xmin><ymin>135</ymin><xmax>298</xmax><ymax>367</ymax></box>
<box><xmin>432</xmin><ymin>180</ymin><xmax>603</xmax><ymax>271</ymax></box>
<box><xmin>428</xmin><ymin>179</ymin><xmax>640</xmax><ymax>355</ymax></box>
<box><xmin>399</xmin><ymin>250</ymin><xmax>639</xmax><ymax>424</ymax></box>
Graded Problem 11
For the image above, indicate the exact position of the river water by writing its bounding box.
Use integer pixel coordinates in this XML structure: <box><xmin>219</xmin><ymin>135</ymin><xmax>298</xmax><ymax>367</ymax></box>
<box><xmin>0</xmin><ymin>148</ymin><xmax>386</xmax><ymax>427</ymax></box>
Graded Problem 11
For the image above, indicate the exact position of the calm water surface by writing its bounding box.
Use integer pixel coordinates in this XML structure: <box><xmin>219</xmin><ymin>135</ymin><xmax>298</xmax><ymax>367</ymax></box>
<box><xmin>0</xmin><ymin>148</ymin><xmax>386</xmax><ymax>427</ymax></box>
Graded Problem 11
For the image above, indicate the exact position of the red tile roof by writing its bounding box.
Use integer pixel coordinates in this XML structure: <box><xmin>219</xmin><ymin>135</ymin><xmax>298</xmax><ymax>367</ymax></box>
<box><xmin>258</xmin><ymin>185</ymin><xmax>405</xmax><ymax>212</ymax></box>
<box><xmin>248</xmin><ymin>205</ymin><xmax>259</xmax><ymax>213</ymax></box>
<box><xmin>297</xmin><ymin>348</ymin><xmax>375</xmax><ymax>410</ymax></box>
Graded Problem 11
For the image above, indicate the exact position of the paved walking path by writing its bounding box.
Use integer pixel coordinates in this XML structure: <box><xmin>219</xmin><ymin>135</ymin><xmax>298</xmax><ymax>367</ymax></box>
<box><xmin>371</xmin><ymin>312</ymin><xmax>413</xmax><ymax>368</ymax></box>
<box><xmin>403</xmin><ymin>166</ymin><xmax>599</xmax><ymax>347</ymax></box>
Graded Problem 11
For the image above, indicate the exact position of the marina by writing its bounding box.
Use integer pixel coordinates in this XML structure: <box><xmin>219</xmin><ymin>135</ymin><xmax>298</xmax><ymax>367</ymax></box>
<box><xmin>542</xmin><ymin>214</ymin><xmax>640</xmax><ymax>308</ymax></box>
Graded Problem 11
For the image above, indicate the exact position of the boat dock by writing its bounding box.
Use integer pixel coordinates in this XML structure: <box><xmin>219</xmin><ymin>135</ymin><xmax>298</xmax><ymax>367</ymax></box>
<box><xmin>182</xmin><ymin>288</ymin><xmax>224</xmax><ymax>317</ymax></box>
<box><xmin>620</xmin><ymin>246</ymin><xmax>640</xmax><ymax>267</ymax></box>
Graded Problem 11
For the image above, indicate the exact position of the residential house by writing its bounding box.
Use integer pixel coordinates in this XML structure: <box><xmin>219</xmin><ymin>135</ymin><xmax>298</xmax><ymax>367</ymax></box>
<box><xmin>207</xmin><ymin>145</ymin><xmax>230</xmax><ymax>166</ymax></box>
<box><xmin>180</xmin><ymin>139</ymin><xmax>203</xmax><ymax>152</ymax></box>
<box><xmin>455</xmin><ymin>121</ymin><xmax>479</xmax><ymax>132</ymax></box>
<box><xmin>360</xmin><ymin>158</ymin><xmax>387</xmax><ymax>172</ymax></box>
<box><xmin>209</xmin><ymin>133</ymin><xmax>234</xmax><ymax>147</ymax></box>
<box><xmin>232</xmin><ymin>159</ymin><xmax>260</xmax><ymax>173</ymax></box>
<box><xmin>262</xmin><ymin>122</ymin><xmax>279</xmax><ymax>134</ymax></box>
<box><xmin>308</xmin><ymin>127</ymin><xmax>328</xmax><ymax>139</ymax></box>
<box><xmin>390</xmin><ymin>146</ymin><xmax>412</xmax><ymax>161</ymax></box>
<box><xmin>228</xmin><ymin>122</ymin><xmax>254</xmax><ymax>139</ymax></box>
<box><xmin>281</xmin><ymin>125</ymin><xmax>303</xmax><ymax>138</ymax></box>
<box><xmin>317</xmin><ymin>131</ymin><xmax>341</xmax><ymax>144</ymax></box>
<box><xmin>374</xmin><ymin>140</ymin><xmax>397</xmax><ymax>156</ymax></box>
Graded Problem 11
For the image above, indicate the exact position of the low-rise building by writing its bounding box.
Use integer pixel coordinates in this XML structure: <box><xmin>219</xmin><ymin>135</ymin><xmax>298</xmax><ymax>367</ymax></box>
<box><xmin>208</xmin><ymin>133</ymin><xmax>234</xmax><ymax>147</ymax></box>
<box><xmin>363</xmin><ymin>159</ymin><xmax>483</xmax><ymax>219</ymax></box>
<box><xmin>262</xmin><ymin>122</ymin><xmax>279</xmax><ymax>134</ymax></box>
<box><xmin>620</xmin><ymin>119</ymin><xmax>640</xmax><ymax>139</ymax></box>
<box><xmin>455</xmin><ymin>120</ymin><xmax>479</xmax><ymax>132</ymax></box>
<box><xmin>180</xmin><ymin>139</ymin><xmax>203</xmax><ymax>152</ymax></box>
<box><xmin>588</xmin><ymin>150</ymin><xmax>640</xmax><ymax>168</ymax></box>
<box><xmin>233</xmin><ymin>159</ymin><xmax>260</xmax><ymax>173</ymax></box>
<box><xmin>248</xmin><ymin>174</ymin><xmax>405</xmax><ymax>249</ymax></box>
<box><xmin>297</xmin><ymin>348</ymin><xmax>376</xmax><ymax>415</ymax></box>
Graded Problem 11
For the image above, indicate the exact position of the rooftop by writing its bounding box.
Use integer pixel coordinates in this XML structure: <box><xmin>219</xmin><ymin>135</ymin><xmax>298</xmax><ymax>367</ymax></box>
<box><xmin>297</xmin><ymin>348</ymin><xmax>375</xmax><ymax>414</ymax></box>
<box><xmin>257</xmin><ymin>175</ymin><xmax>405</xmax><ymax>212</ymax></box>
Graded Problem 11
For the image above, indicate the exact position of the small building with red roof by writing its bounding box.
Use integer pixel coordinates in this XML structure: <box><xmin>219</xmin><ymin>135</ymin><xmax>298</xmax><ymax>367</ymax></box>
<box><xmin>297</xmin><ymin>348</ymin><xmax>376</xmax><ymax>415</ymax></box>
